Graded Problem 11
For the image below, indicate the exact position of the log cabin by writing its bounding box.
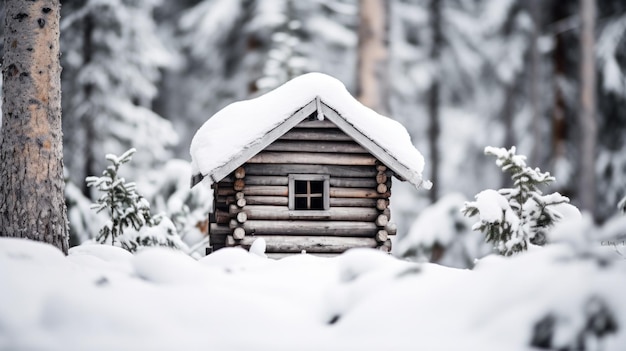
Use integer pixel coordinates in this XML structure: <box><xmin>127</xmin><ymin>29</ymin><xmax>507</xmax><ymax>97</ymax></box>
<box><xmin>190</xmin><ymin>73</ymin><xmax>430</xmax><ymax>257</ymax></box>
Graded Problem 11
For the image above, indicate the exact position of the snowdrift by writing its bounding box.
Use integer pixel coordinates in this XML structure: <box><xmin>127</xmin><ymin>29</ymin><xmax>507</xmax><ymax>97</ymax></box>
<box><xmin>0</xmin><ymin>237</ymin><xmax>624</xmax><ymax>350</ymax></box>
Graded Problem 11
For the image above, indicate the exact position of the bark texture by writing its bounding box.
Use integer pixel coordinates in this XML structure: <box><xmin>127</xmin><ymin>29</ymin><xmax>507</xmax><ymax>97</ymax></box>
<box><xmin>356</xmin><ymin>0</ymin><xmax>389</xmax><ymax>114</ymax></box>
<box><xmin>427</xmin><ymin>0</ymin><xmax>442</xmax><ymax>203</ymax></box>
<box><xmin>0</xmin><ymin>0</ymin><xmax>69</xmax><ymax>253</ymax></box>
<box><xmin>578</xmin><ymin>0</ymin><xmax>597</xmax><ymax>214</ymax></box>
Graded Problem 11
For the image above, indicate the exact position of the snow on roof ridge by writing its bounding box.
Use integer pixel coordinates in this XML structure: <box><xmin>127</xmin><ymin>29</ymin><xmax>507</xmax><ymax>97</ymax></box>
<box><xmin>190</xmin><ymin>72</ymin><xmax>427</xmax><ymax>188</ymax></box>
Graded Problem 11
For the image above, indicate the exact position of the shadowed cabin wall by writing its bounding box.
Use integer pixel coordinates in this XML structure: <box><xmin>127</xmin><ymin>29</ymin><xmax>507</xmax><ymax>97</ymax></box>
<box><xmin>208</xmin><ymin>116</ymin><xmax>396</xmax><ymax>257</ymax></box>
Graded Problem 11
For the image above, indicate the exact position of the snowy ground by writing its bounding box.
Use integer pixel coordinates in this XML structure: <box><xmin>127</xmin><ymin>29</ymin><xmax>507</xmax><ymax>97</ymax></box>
<box><xmin>1</xmin><ymin>237</ymin><xmax>625</xmax><ymax>351</ymax></box>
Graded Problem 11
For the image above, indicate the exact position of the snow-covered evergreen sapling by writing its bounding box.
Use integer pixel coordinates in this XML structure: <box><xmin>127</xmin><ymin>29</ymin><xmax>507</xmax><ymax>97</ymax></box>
<box><xmin>86</xmin><ymin>149</ymin><xmax>186</xmax><ymax>252</ymax></box>
<box><xmin>462</xmin><ymin>146</ymin><xmax>570</xmax><ymax>256</ymax></box>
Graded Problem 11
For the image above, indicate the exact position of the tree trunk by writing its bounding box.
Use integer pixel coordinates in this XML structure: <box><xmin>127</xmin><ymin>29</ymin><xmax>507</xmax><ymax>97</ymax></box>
<box><xmin>357</xmin><ymin>0</ymin><xmax>389</xmax><ymax>115</ymax></box>
<box><xmin>82</xmin><ymin>13</ymin><xmax>96</xmax><ymax>196</ymax></box>
<box><xmin>578</xmin><ymin>0</ymin><xmax>597</xmax><ymax>215</ymax></box>
<box><xmin>428</xmin><ymin>0</ymin><xmax>442</xmax><ymax>203</ymax></box>
<box><xmin>0</xmin><ymin>0</ymin><xmax>69</xmax><ymax>254</ymax></box>
<box><xmin>528</xmin><ymin>0</ymin><xmax>543</xmax><ymax>168</ymax></box>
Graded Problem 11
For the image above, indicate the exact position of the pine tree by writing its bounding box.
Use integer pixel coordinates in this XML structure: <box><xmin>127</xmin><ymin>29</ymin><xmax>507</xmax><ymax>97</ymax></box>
<box><xmin>86</xmin><ymin>149</ymin><xmax>187</xmax><ymax>253</ymax></box>
<box><xmin>389</xmin><ymin>0</ymin><xmax>532</xmax><ymax>202</ymax></box>
<box><xmin>61</xmin><ymin>0</ymin><xmax>177</xmax><ymax>188</ymax></box>
<box><xmin>87</xmin><ymin>149</ymin><xmax>155</xmax><ymax>246</ymax></box>
<box><xmin>462</xmin><ymin>146</ymin><xmax>570</xmax><ymax>256</ymax></box>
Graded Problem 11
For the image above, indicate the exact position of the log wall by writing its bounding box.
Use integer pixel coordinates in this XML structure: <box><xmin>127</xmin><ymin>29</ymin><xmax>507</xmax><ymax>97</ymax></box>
<box><xmin>209</xmin><ymin>117</ymin><xmax>396</xmax><ymax>255</ymax></box>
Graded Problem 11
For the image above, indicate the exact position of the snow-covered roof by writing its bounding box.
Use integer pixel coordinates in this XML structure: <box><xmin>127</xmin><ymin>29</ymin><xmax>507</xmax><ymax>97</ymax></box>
<box><xmin>190</xmin><ymin>73</ymin><xmax>429</xmax><ymax>189</ymax></box>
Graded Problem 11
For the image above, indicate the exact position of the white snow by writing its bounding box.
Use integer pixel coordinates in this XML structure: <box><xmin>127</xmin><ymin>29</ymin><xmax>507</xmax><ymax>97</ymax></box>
<box><xmin>472</xmin><ymin>189</ymin><xmax>513</xmax><ymax>224</ymax></box>
<box><xmin>1</xmin><ymin>237</ymin><xmax>625</xmax><ymax>350</ymax></box>
<box><xmin>396</xmin><ymin>193</ymin><xmax>492</xmax><ymax>268</ymax></box>
<box><xmin>190</xmin><ymin>73</ymin><xmax>426</xmax><ymax>188</ymax></box>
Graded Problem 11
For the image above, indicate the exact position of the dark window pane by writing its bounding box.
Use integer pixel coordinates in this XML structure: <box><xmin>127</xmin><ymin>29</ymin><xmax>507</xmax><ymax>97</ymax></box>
<box><xmin>295</xmin><ymin>197</ymin><xmax>307</xmax><ymax>209</ymax></box>
<box><xmin>295</xmin><ymin>180</ymin><xmax>307</xmax><ymax>194</ymax></box>
<box><xmin>310</xmin><ymin>197</ymin><xmax>324</xmax><ymax>210</ymax></box>
<box><xmin>310</xmin><ymin>180</ymin><xmax>323</xmax><ymax>194</ymax></box>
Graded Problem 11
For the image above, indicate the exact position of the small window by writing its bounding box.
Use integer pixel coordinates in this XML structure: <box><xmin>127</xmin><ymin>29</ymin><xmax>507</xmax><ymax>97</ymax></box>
<box><xmin>289</xmin><ymin>175</ymin><xmax>329</xmax><ymax>211</ymax></box>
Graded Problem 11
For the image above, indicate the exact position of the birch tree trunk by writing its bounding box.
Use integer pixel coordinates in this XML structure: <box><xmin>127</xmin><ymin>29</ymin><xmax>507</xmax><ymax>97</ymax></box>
<box><xmin>578</xmin><ymin>0</ymin><xmax>597</xmax><ymax>215</ymax></box>
<box><xmin>0</xmin><ymin>0</ymin><xmax>69</xmax><ymax>253</ymax></box>
<box><xmin>357</xmin><ymin>0</ymin><xmax>389</xmax><ymax>115</ymax></box>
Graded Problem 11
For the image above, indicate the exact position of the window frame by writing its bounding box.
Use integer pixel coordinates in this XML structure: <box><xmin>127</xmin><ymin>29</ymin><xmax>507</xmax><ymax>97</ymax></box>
<box><xmin>288</xmin><ymin>174</ymin><xmax>330</xmax><ymax>211</ymax></box>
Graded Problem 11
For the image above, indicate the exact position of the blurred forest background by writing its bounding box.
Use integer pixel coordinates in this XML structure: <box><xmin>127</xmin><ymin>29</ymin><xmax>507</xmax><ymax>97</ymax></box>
<box><xmin>1</xmin><ymin>0</ymin><xmax>625</xmax><ymax>245</ymax></box>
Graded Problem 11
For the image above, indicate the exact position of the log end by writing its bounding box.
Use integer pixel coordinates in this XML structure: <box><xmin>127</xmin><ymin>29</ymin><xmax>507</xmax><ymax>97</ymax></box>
<box><xmin>233</xmin><ymin>227</ymin><xmax>246</xmax><ymax>240</ymax></box>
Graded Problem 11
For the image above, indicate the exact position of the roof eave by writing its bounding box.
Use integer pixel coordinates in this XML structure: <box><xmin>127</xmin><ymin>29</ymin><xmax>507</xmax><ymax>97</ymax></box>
<box><xmin>190</xmin><ymin>99</ymin><xmax>317</xmax><ymax>188</ymax></box>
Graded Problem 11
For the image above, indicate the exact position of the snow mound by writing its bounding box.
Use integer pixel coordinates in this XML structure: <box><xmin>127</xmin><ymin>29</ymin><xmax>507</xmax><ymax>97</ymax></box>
<box><xmin>1</xmin><ymin>238</ymin><xmax>625</xmax><ymax>350</ymax></box>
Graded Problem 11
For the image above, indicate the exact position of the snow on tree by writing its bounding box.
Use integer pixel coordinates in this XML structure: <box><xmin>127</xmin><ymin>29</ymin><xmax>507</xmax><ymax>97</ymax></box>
<box><xmin>395</xmin><ymin>193</ymin><xmax>491</xmax><ymax>268</ymax></box>
<box><xmin>60</xmin><ymin>0</ymin><xmax>178</xmax><ymax>187</ymax></box>
<box><xmin>86</xmin><ymin>149</ymin><xmax>186</xmax><ymax>253</ymax></box>
<box><xmin>578</xmin><ymin>0</ymin><xmax>598</xmax><ymax>215</ymax></box>
<box><xmin>65</xmin><ymin>179</ymin><xmax>107</xmax><ymax>246</ymax></box>
<box><xmin>388</xmin><ymin>0</ymin><xmax>532</xmax><ymax>205</ymax></box>
<box><xmin>137</xmin><ymin>159</ymin><xmax>212</xmax><ymax>254</ymax></box>
<box><xmin>530</xmin><ymin>295</ymin><xmax>618</xmax><ymax>350</ymax></box>
<box><xmin>254</xmin><ymin>0</ymin><xmax>310</xmax><ymax>92</ymax></box>
<box><xmin>170</xmin><ymin>0</ymin><xmax>356</xmax><ymax>157</ymax></box>
<box><xmin>595</xmin><ymin>1</ymin><xmax>626</xmax><ymax>220</ymax></box>
<box><xmin>462</xmin><ymin>146</ymin><xmax>571</xmax><ymax>256</ymax></box>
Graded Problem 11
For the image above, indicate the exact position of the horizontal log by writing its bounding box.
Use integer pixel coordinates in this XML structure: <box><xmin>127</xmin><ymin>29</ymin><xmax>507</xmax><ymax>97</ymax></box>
<box><xmin>279</xmin><ymin>129</ymin><xmax>352</xmax><ymax>141</ymax></box>
<box><xmin>265</xmin><ymin>140</ymin><xmax>368</xmax><ymax>154</ymax></box>
<box><xmin>376</xmin><ymin>172</ymin><xmax>388</xmax><ymax>184</ymax></box>
<box><xmin>215</xmin><ymin>210</ymin><xmax>230</xmax><ymax>224</ymax></box>
<box><xmin>244</xmin><ymin>196</ymin><xmax>288</xmax><ymax>206</ymax></box>
<box><xmin>378</xmin><ymin>239</ymin><xmax>392</xmax><ymax>253</ymax></box>
<box><xmin>225</xmin><ymin>235</ymin><xmax>378</xmax><ymax>253</ymax></box>
<box><xmin>382</xmin><ymin>208</ymin><xmax>391</xmax><ymax>220</ymax></box>
<box><xmin>375</xmin><ymin>214</ymin><xmax>389</xmax><ymax>227</ymax></box>
<box><xmin>209</xmin><ymin>233</ymin><xmax>227</xmax><ymax>250</ymax></box>
<box><xmin>330</xmin><ymin>187</ymin><xmax>390</xmax><ymax>199</ymax></box>
<box><xmin>330</xmin><ymin>177</ymin><xmax>377</xmax><ymax>188</ymax></box>
<box><xmin>233</xmin><ymin>227</ymin><xmax>246</xmax><ymax>240</ymax></box>
<box><xmin>266</xmin><ymin>252</ymin><xmax>340</xmax><ymax>259</ymax></box>
<box><xmin>223</xmin><ymin>176</ymin><xmax>378</xmax><ymax>188</ymax></box>
<box><xmin>213</xmin><ymin>193</ymin><xmax>247</xmax><ymax>209</ymax></box>
<box><xmin>221</xmin><ymin>175</ymin><xmax>289</xmax><ymax>186</ymax></box>
<box><xmin>230</xmin><ymin>220</ymin><xmax>380</xmax><ymax>236</ymax></box>
<box><xmin>231</xmin><ymin>205</ymin><xmax>380</xmax><ymax>221</ymax></box>
<box><xmin>377</xmin><ymin>183</ymin><xmax>388</xmax><ymax>194</ymax></box>
<box><xmin>295</xmin><ymin>119</ymin><xmax>337</xmax><ymax>128</ymax></box>
<box><xmin>375</xmin><ymin>230</ymin><xmax>388</xmax><ymax>243</ymax></box>
<box><xmin>234</xmin><ymin>167</ymin><xmax>246</xmax><ymax>179</ymax></box>
<box><xmin>220</xmin><ymin>196</ymin><xmax>387</xmax><ymax>208</ymax></box>
<box><xmin>385</xmin><ymin>222</ymin><xmax>398</xmax><ymax>235</ymax></box>
<box><xmin>330</xmin><ymin>198</ymin><xmax>378</xmax><ymax>207</ymax></box>
<box><xmin>209</xmin><ymin>223</ymin><xmax>231</xmax><ymax>235</ymax></box>
<box><xmin>226</xmin><ymin>198</ymin><xmax>385</xmax><ymax>209</ymax></box>
<box><xmin>236</xmin><ymin>198</ymin><xmax>246</xmax><ymax>208</ymax></box>
<box><xmin>376</xmin><ymin>199</ymin><xmax>389</xmax><ymax>211</ymax></box>
<box><xmin>248</xmin><ymin>152</ymin><xmax>378</xmax><ymax>166</ymax></box>
<box><xmin>234</xmin><ymin>179</ymin><xmax>245</xmax><ymax>191</ymax></box>
<box><xmin>245</xmin><ymin>164</ymin><xmax>378</xmax><ymax>178</ymax></box>
<box><xmin>236</xmin><ymin>211</ymin><xmax>248</xmax><ymax>223</ymax></box>
<box><xmin>218</xmin><ymin>185</ymin><xmax>289</xmax><ymax>197</ymax></box>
